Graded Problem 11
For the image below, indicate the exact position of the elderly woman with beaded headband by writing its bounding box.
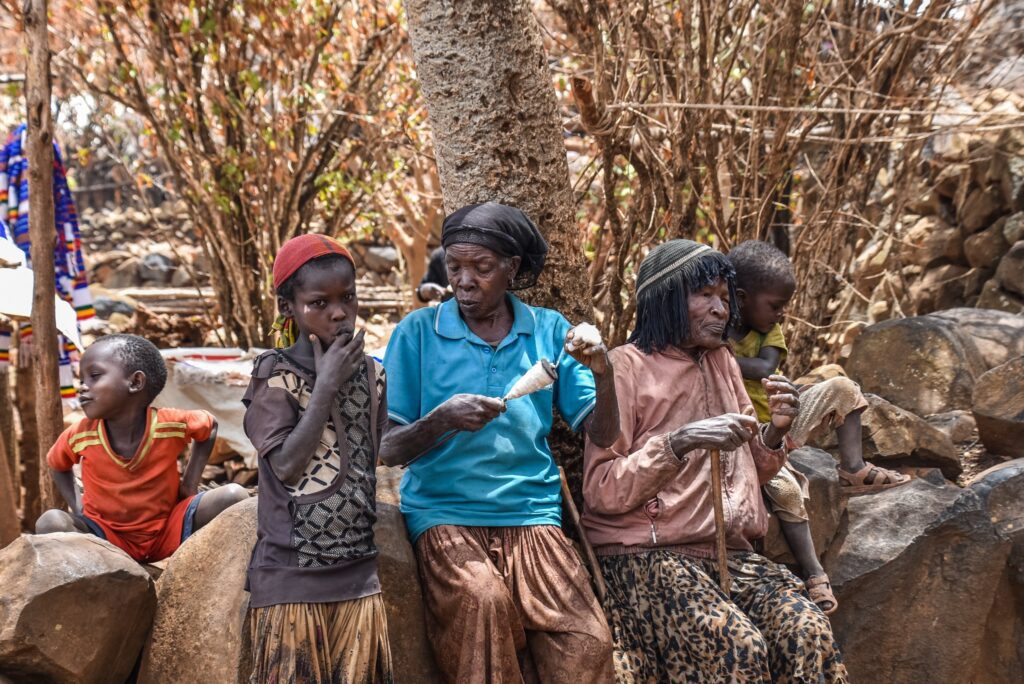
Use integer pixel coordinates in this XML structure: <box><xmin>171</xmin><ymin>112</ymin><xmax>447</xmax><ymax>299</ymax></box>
<box><xmin>580</xmin><ymin>239</ymin><xmax>848</xmax><ymax>682</ymax></box>
<box><xmin>381</xmin><ymin>202</ymin><xmax>619</xmax><ymax>683</ymax></box>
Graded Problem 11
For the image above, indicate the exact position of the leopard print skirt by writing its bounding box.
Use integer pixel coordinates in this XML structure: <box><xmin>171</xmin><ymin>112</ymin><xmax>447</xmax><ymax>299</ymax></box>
<box><xmin>599</xmin><ymin>550</ymin><xmax>848</xmax><ymax>683</ymax></box>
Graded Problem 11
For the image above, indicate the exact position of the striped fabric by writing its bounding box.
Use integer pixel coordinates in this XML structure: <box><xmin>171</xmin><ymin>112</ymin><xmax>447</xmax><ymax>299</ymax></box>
<box><xmin>0</xmin><ymin>125</ymin><xmax>94</xmax><ymax>404</ymax></box>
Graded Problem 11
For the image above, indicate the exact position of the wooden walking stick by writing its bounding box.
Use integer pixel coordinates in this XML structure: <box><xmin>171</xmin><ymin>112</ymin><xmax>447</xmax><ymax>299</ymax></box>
<box><xmin>709</xmin><ymin>448</ymin><xmax>731</xmax><ymax>594</ymax></box>
<box><xmin>560</xmin><ymin>467</ymin><xmax>607</xmax><ymax>602</ymax></box>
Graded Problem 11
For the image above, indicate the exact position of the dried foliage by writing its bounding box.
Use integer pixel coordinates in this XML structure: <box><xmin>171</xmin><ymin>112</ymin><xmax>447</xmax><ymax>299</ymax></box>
<box><xmin>546</xmin><ymin>0</ymin><xmax>998</xmax><ymax>370</ymax></box>
<box><xmin>54</xmin><ymin>0</ymin><xmax>420</xmax><ymax>346</ymax></box>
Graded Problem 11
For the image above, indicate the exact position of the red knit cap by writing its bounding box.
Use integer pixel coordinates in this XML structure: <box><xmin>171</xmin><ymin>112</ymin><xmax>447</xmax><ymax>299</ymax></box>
<box><xmin>272</xmin><ymin>234</ymin><xmax>355</xmax><ymax>290</ymax></box>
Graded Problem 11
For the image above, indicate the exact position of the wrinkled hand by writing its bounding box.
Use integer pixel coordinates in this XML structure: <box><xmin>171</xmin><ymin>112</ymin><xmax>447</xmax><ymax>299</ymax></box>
<box><xmin>670</xmin><ymin>413</ymin><xmax>759</xmax><ymax>455</ymax></box>
<box><xmin>418</xmin><ymin>283</ymin><xmax>447</xmax><ymax>302</ymax></box>
<box><xmin>762</xmin><ymin>374</ymin><xmax>800</xmax><ymax>432</ymax></box>
<box><xmin>441</xmin><ymin>394</ymin><xmax>506</xmax><ymax>432</ymax></box>
<box><xmin>564</xmin><ymin>324</ymin><xmax>609</xmax><ymax>376</ymax></box>
<box><xmin>312</xmin><ymin>329</ymin><xmax>366</xmax><ymax>394</ymax></box>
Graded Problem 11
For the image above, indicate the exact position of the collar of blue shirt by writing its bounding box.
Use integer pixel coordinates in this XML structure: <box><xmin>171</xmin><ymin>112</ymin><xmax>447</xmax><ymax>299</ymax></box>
<box><xmin>432</xmin><ymin>293</ymin><xmax>537</xmax><ymax>343</ymax></box>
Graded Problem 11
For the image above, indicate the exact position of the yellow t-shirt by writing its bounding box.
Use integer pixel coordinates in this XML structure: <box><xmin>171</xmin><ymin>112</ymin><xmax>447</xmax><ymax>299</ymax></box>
<box><xmin>729</xmin><ymin>324</ymin><xmax>788</xmax><ymax>422</ymax></box>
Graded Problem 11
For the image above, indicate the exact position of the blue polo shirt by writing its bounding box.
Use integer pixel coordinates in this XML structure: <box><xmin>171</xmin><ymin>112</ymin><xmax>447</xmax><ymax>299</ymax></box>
<box><xmin>383</xmin><ymin>295</ymin><xmax>597</xmax><ymax>542</ymax></box>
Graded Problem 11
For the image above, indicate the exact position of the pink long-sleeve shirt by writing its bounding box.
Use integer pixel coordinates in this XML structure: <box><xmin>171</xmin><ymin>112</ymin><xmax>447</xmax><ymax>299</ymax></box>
<box><xmin>582</xmin><ymin>343</ymin><xmax>787</xmax><ymax>557</ymax></box>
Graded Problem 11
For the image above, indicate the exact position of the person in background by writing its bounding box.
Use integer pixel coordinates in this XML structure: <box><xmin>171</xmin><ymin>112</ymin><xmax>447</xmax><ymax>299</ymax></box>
<box><xmin>415</xmin><ymin>246</ymin><xmax>450</xmax><ymax>303</ymax></box>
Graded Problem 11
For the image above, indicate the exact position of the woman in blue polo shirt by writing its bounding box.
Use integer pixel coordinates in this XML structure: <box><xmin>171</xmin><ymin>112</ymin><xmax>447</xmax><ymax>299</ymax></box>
<box><xmin>381</xmin><ymin>202</ymin><xmax>620</xmax><ymax>684</ymax></box>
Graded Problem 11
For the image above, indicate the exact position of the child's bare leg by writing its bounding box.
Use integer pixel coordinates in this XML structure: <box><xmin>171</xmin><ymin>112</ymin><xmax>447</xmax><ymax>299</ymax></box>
<box><xmin>835</xmin><ymin>407</ymin><xmax>868</xmax><ymax>474</ymax></box>
<box><xmin>193</xmin><ymin>483</ymin><xmax>249</xmax><ymax>530</ymax></box>
<box><xmin>35</xmin><ymin>509</ymin><xmax>89</xmax><ymax>534</ymax></box>
<box><xmin>780</xmin><ymin>519</ymin><xmax>824</xmax><ymax>578</ymax></box>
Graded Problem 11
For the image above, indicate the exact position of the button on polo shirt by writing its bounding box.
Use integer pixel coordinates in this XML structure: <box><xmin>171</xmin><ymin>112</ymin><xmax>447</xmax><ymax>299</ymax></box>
<box><xmin>384</xmin><ymin>295</ymin><xmax>597</xmax><ymax>542</ymax></box>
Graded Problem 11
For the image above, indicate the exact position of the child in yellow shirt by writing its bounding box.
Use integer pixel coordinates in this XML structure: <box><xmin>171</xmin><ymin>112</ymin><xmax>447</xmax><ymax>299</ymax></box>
<box><xmin>728</xmin><ymin>240</ymin><xmax>910</xmax><ymax>615</ymax></box>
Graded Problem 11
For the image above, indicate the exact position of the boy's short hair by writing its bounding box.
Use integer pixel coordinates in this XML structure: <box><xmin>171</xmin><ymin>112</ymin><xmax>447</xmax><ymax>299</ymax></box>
<box><xmin>727</xmin><ymin>240</ymin><xmax>796</xmax><ymax>292</ymax></box>
<box><xmin>93</xmin><ymin>334</ymin><xmax>168</xmax><ymax>402</ymax></box>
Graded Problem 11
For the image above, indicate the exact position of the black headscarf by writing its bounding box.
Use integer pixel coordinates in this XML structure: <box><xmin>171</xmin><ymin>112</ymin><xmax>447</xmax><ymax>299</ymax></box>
<box><xmin>441</xmin><ymin>202</ymin><xmax>548</xmax><ymax>290</ymax></box>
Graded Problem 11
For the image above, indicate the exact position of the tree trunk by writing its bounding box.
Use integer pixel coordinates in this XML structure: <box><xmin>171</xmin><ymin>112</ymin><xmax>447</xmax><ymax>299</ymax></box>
<box><xmin>0</xmin><ymin>420</ymin><xmax>19</xmax><ymax>547</ymax></box>
<box><xmin>404</xmin><ymin>0</ymin><xmax>589</xmax><ymax>321</ymax></box>
<box><xmin>16</xmin><ymin>343</ymin><xmax>41</xmax><ymax>526</ymax></box>
<box><xmin>24</xmin><ymin>0</ymin><xmax>62</xmax><ymax>513</ymax></box>
<box><xmin>405</xmin><ymin>0</ymin><xmax>592</xmax><ymax>519</ymax></box>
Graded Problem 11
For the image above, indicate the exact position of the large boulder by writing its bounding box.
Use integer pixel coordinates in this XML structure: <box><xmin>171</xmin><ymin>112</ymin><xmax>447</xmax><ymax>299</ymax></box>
<box><xmin>910</xmin><ymin>264</ymin><xmax>969</xmax><ymax>314</ymax></box>
<box><xmin>138</xmin><ymin>497</ymin><xmax>257</xmax><ymax>684</ymax></box>
<box><xmin>0</xmin><ymin>534</ymin><xmax>156</xmax><ymax>684</ymax></box>
<box><xmin>138</xmin><ymin>471</ymin><xmax>442</xmax><ymax>684</ymax></box>
<box><xmin>959</xmin><ymin>185</ymin><xmax>1008</xmax><ymax>234</ymax></box>
<box><xmin>825</xmin><ymin>462</ymin><xmax>1024</xmax><ymax>683</ymax></box>
<box><xmin>977</xmin><ymin>278</ymin><xmax>1024</xmax><ymax>314</ymax></box>
<box><xmin>964</xmin><ymin>220</ymin><xmax>1010</xmax><ymax>269</ymax></box>
<box><xmin>925</xmin><ymin>410</ymin><xmax>977</xmax><ymax>444</ymax></box>
<box><xmin>930</xmin><ymin>308</ymin><xmax>1024</xmax><ymax>370</ymax></box>
<box><xmin>846</xmin><ymin>315</ymin><xmax>987</xmax><ymax>415</ymax></box>
<box><xmin>860</xmin><ymin>394</ymin><xmax>961</xmax><ymax>479</ymax></box>
<box><xmin>972</xmin><ymin>357</ymin><xmax>1024</xmax><ymax>457</ymax></box>
<box><xmin>900</xmin><ymin>216</ymin><xmax>964</xmax><ymax>267</ymax></box>
<box><xmin>762</xmin><ymin>448</ymin><xmax>846</xmax><ymax>565</ymax></box>
<box><xmin>375</xmin><ymin>466</ymin><xmax>443</xmax><ymax>683</ymax></box>
<box><xmin>996</xmin><ymin>240</ymin><xmax>1024</xmax><ymax>296</ymax></box>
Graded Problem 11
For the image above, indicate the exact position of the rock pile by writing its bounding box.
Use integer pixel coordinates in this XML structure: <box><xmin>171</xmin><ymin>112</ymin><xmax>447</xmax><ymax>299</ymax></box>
<box><xmin>823</xmin><ymin>89</ymin><xmax>1024</xmax><ymax>363</ymax></box>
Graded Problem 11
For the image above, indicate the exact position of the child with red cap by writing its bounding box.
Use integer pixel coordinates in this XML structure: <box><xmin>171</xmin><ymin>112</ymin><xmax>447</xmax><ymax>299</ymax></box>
<box><xmin>243</xmin><ymin>233</ymin><xmax>393</xmax><ymax>683</ymax></box>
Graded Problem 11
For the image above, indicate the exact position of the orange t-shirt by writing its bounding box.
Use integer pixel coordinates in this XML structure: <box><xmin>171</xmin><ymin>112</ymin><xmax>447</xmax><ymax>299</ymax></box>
<box><xmin>47</xmin><ymin>407</ymin><xmax>214</xmax><ymax>543</ymax></box>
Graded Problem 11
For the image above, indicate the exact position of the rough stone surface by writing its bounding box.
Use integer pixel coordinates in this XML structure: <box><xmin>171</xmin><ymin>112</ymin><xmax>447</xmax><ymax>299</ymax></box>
<box><xmin>1003</xmin><ymin>212</ymin><xmax>1024</xmax><ymax>244</ymax></box>
<box><xmin>959</xmin><ymin>185</ymin><xmax>1008</xmax><ymax>233</ymax></box>
<box><xmin>977</xmin><ymin>278</ymin><xmax>1024</xmax><ymax>314</ymax></box>
<box><xmin>362</xmin><ymin>245</ymin><xmax>400</xmax><ymax>274</ymax></box>
<box><xmin>910</xmin><ymin>264</ymin><xmax>969</xmax><ymax>314</ymax></box>
<box><xmin>138</xmin><ymin>497</ymin><xmax>256</xmax><ymax>684</ymax></box>
<box><xmin>139</xmin><ymin>473</ymin><xmax>442</xmax><ymax>684</ymax></box>
<box><xmin>964</xmin><ymin>220</ymin><xmax>1010</xmax><ymax>269</ymax></box>
<box><xmin>930</xmin><ymin>307</ymin><xmax>1024</xmax><ymax>369</ymax></box>
<box><xmin>375</xmin><ymin>466</ymin><xmax>443</xmax><ymax>683</ymax></box>
<box><xmin>925</xmin><ymin>410</ymin><xmax>977</xmax><ymax>444</ymax></box>
<box><xmin>762</xmin><ymin>448</ymin><xmax>846</xmax><ymax>565</ymax></box>
<box><xmin>845</xmin><ymin>315</ymin><xmax>987</xmax><ymax>415</ymax></box>
<box><xmin>138</xmin><ymin>253</ymin><xmax>176</xmax><ymax>284</ymax></box>
<box><xmin>0</xmin><ymin>534</ymin><xmax>156</xmax><ymax>684</ymax></box>
<box><xmin>861</xmin><ymin>394</ymin><xmax>962</xmax><ymax>478</ymax></box>
<box><xmin>972</xmin><ymin>357</ymin><xmax>1024</xmax><ymax>457</ymax></box>
<box><xmin>900</xmin><ymin>216</ymin><xmax>964</xmax><ymax>267</ymax></box>
<box><xmin>995</xmin><ymin>240</ymin><xmax>1024</xmax><ymax>295</ymax></box>
<box><xmin>825</xmin><ymin>462</ymin><xmax>1024</xmax><ymax>683</ymax></box>
<box><xmin>101</xmin><ymin>256</ymin><xmax>141</xmax><ymax>289</ymax></box>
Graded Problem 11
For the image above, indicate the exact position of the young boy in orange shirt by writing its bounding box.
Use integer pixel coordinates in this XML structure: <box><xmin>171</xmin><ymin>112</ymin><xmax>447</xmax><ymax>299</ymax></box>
<box><xmin>36</xmin><ymin>334</ymin><xmax>248</xmax><ymax>562</ymax></box>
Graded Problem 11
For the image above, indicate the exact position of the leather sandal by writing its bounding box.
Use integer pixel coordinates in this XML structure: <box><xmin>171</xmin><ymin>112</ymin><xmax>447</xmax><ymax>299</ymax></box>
<box><xmin>806</xmin><ymin>574</ymin><xmax>838</xmax><ymax>616</ymax></box>
<box><xmin>838</xmin><ymin>463</ymin><xmax>912</xmax><ymax>496</ymax></box>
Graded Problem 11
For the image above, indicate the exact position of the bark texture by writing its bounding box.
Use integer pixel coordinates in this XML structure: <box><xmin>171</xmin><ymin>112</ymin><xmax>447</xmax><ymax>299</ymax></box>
<box><xmin>24</xmin><ymin>0</ymin><xmax>63</xmax><ymax>512</ymax></box>
<box><xmin>404</xmin><ymin>0</ymin><xmax>588</xmax><ymax>320</ymax></box>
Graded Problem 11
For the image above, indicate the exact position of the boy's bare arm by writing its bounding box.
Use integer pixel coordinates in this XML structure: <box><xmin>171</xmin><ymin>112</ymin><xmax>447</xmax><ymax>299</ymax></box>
<box><xmin>735</xmin><ymin>345</ymin><xmax>783</xmax><ymax>381</ymax></box>
<box><xmin>50</xmin><ymin>469</ymin><xmax>80</xmax><ymax>514</ymax></box>
<box><xmin>180</xmin><ymin>421</ymin><xmax>219</xmax><ymax>499</ymax></box>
